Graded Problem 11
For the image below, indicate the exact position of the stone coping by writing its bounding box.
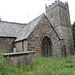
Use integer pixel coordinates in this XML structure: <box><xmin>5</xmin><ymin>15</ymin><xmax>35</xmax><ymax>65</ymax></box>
<box><xmin>3</xmin><ymin>51</ymin><xmax>35</xmax><ymax>57</ymax></box>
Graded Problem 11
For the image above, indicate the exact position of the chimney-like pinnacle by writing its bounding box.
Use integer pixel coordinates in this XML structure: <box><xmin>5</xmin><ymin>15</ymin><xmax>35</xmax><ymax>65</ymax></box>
<box><xmin>45</xmin><ymin>4</ymin><xmax>47</xmax><ymax>7</ymax></box>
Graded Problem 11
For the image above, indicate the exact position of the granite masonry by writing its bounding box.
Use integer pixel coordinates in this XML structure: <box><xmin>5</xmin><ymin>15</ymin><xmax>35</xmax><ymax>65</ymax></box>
<box><xmin>0</xmin><ymin>0</ymin><xmax>74</xmax><ymax>57</ymax></box>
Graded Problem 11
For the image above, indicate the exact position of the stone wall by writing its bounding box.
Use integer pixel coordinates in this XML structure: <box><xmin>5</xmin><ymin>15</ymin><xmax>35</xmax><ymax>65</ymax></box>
<box><xmin>23</xmin><ymin>41</ymin><xmax>28</xmax><ymax>51</ymax></box>
<box><xmin>15</xmin><ymin>40</ymin><xmax>28</xmax><ymax>52</ymax></box>
<box><xmin>15</xmin><ymin>41</ymin><xmax>22</xmax><ymax>52</ymax></box>
<box><xmin>27</xmin><ymin>15</ymin><xmax>61</xmax><ymax>57</ymax></box>
<box><xmin>0</xmin><ymin>37</ymin><xmax>15</xmax><ymax>52</ymax></box>
<box><xmin>68</xmin><ymin>28</ymin><xmax>74</xmax><ymax>54</ymax></box>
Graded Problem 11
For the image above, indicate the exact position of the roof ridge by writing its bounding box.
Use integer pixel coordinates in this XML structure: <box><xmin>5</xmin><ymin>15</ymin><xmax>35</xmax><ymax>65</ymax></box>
<box><xmin>15</xmin><ymin>13</ymin><xmax>45</xmax><ymax>42</ymax></box>
<box><xmin>28</xmin><ymin>13</ymin><xmax>45</xmax><ymax>24</ymax></box>
<box><xmin>0</xmin><ymin>20</ymin><xmax>26</xmax><ymax>25</ymax></box>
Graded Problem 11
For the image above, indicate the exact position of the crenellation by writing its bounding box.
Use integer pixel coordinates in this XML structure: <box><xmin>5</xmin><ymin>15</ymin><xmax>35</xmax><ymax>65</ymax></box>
<box><xmin>46</xmin><ymin>1</ymin><xmax>59</xmax><ymax>12</ymax></box>
<box><xmin>46</xmin><ymin>0</ymin><xmax>69</xmax><ymax>12</ymax></box>
<box><xmin>59</xmin><ymin>2</ymin><xmax>68</xmax><ymax>9</ymax></box>
<box><xmin>65</xmin><ymin>2</ymin><xmax>69</xmax><ymax>9</ymax></box>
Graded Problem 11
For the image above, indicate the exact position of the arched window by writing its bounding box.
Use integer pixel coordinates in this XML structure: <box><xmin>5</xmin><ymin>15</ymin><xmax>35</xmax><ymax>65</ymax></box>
<box><xmin>41</xmin><ymin>36</ymin><xmax>52</xmax><ymax>57</ymax></box>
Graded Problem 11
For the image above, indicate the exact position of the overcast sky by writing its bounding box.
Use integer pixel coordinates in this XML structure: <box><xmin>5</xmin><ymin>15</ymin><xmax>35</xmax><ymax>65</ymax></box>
<box><xmin>0</xmin><ymin>0</ymin><xmax>74</xmax><ymax>24</ymax></box>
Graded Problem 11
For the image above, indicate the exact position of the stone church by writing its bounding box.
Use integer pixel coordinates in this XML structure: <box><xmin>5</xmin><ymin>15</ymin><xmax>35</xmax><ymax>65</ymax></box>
<box><xmin>0</xmin><ymin>0</ymin><xmax>74</xmax><ymax>57</ymax></box>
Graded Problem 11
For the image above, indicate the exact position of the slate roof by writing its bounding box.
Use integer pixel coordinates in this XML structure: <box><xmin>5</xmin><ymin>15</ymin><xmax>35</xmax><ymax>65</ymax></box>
<box><xmin>0</xmin><ymin>13</ymin><xmax>62</xmax><ymax>42</ymax></box>
<box><xmin>0</xmin><ymin>21</ymin><xmax>25</xmax><ymax>37</ymax></box>
<box><xmin>15</xmin><ymin>14</ymin><xmax>44</xmax><ymax>42</ymax></box>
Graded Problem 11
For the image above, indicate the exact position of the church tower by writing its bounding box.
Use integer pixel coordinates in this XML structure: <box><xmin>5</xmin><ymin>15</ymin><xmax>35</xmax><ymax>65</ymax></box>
<box><xmin>45</xmin><ymin>0</ymin><xmax>74</xmax><ymax>55</ymax></box>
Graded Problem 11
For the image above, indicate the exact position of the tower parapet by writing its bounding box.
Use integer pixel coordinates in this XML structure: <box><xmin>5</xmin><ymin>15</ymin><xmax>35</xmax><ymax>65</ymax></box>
<box><xmin>46</xmin><ymin>0</ymin><xmax>68</xmax><ymax>13</ymax></box>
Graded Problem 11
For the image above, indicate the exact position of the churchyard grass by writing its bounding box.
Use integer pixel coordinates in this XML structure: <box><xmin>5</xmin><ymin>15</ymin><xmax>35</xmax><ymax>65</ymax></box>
<box><xmin>0</xmin><ymin>49</ymin><xmax>75</xmax><ymax>75</ymax></box>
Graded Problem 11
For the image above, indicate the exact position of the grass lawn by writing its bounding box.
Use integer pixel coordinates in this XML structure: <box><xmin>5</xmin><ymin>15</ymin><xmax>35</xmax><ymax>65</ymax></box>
<box><xmin>0</xmin><ymin>49</ymin><xmax>75</xmax><ymax>75</ymax></box>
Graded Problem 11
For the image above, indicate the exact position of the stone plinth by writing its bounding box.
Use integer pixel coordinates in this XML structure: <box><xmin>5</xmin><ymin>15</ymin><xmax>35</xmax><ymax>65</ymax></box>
<box><xmin>3</xmin><ymin>51</ymin><xmax>35</xmax><ymax>65</ymax></box>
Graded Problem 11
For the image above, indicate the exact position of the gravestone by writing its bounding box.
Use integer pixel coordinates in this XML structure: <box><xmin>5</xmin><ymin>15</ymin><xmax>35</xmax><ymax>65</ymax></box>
<box><xmin>3</xmin><ymin>51</ymin><xmax>35</xmax><ymax>65</ymax></box>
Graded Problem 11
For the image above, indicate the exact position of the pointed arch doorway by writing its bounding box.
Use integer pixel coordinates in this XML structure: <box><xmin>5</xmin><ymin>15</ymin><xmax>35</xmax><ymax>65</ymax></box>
<box><xmin>41</xmin><ymin>36</ymin><xmax>52</xmax><ymax>57</ymax></box>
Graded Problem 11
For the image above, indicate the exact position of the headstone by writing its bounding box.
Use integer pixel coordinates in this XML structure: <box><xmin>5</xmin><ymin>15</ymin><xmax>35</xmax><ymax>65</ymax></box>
<box><xmin>13</xmin><ymin>48</ymin><xmax>16</xmax><ymax>53</ymax></box>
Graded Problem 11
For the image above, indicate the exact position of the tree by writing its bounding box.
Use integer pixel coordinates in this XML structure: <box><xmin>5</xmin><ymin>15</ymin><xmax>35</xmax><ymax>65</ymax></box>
<box><xmin>72</xmin><ymin>22</ymin><xmax>75</xmax><ymax>49</ymax></box>
<box><xmin>72</xmin><ymin>22</ymin><xmax>75</xmax><ymax>31</ymax></box>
